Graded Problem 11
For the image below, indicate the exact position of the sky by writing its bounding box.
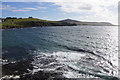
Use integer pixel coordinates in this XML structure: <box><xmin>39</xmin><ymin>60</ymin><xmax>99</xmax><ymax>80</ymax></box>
<box><xmin>1</xmin><ymin>0</ymin><xmax>119</xmax><ymax>25</ymax></box>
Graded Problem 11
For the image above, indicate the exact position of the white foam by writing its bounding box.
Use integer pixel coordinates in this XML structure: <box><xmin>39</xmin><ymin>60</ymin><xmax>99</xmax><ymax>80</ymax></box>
<box><xmin>52</xmin><ymin>51</ymin><xmax>86</xmax><ymax>62</ymax></box>
<box><xmin>63</xmin><ymin>71</ymin><xmax>76</xmax><ymax>78</ymax></box>
<box><xmin>1</xmin><ymin>75</ymin><xmax>20</xmax><ymax>79</ymax></box>
<box><xmin>31</xmin><ymin>51</ymin><xmax>86</xmax><ymax>75</ymax></box>
<box><xmin>63</xmin><ymin>70</ymin><xmax>86</xmax><ymax>78</ymax></box>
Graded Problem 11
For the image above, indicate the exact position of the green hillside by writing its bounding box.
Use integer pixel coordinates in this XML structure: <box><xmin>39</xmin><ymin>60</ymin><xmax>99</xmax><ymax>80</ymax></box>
<box><xmin>2</xmin><ymin>18</ymin><xmax>76</xmax><ymax>29</ymax></box>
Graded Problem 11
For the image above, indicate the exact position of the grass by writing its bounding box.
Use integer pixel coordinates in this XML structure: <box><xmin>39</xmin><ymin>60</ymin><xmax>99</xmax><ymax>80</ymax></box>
<box><xmin>2</xmin><ymin>18</ymin><xmax>71</xmax><ymax>29</ymax></box>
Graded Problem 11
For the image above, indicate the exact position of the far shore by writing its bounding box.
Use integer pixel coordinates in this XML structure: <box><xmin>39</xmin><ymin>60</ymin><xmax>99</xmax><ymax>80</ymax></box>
<box><xmin>1</xmin><ymin>17</ymin><xmax>115</xmax><ymax>29</ymax></box>
<box><xmin>1</xmin><ymin>25</ymin><xmax>118</xmax><ymax>30</ymax></box>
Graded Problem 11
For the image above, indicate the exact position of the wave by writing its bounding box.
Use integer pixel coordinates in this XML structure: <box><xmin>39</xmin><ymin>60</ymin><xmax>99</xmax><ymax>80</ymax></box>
<box><xmin>57</xmin><ymin>44</ymin><xmax>116</xmax><ymax>68</ymax></box>
<box><xmin>58</xmin><ymin>44</ymin><xmax>106</xmax><ymax>59</ymax></box>
<box><xmin>67</xmin><ymin>65</ymin><xmax>119</xmax><ymax>80</ymax></box>
<box><xmin>30</xmin><ymin>51</ymin><xmax>118</xmax><ymax>79</ymax></box>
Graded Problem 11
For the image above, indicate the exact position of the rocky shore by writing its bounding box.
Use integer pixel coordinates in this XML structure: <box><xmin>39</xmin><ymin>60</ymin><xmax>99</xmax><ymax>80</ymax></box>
<box><xmin>1</xmin><ymin>58</ymin><xmax>66</xmax><ymax>80</ymax></box>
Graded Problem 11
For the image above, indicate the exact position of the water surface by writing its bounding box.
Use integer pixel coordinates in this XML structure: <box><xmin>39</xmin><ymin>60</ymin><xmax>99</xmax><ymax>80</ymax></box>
<box><xmin>2</xmin><ymin>26</ymin><xmax>118</xmax><ymax>79</ymax></box>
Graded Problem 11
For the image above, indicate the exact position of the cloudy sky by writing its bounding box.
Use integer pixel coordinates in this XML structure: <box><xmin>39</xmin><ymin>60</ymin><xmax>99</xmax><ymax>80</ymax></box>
<box><xmin>1</xmin><ymin>0</ymin><xmax>119</xmax><ymax>25</ymax></box>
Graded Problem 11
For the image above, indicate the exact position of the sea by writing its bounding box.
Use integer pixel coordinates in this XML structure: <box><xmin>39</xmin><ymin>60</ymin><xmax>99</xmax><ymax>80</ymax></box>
<box><xmin>2</xmin><ymin>26</ymin><xmax>119</xmax><ymax>79</ymax></box>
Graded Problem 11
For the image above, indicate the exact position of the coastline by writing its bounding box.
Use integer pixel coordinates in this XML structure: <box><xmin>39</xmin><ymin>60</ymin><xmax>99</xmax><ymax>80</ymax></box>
<box><xmin>2</xmin><ymin>58</ymin><xmax>119</xmax><ymax>80</ymax></box>
<box><xmin>1</xmin><ymin>25</ymin><xmax>118</xmax><ymax>30</ymax></box>
<box><xmin>1</xmin><ymin>18</ymin><xmax>115</xmax><ymax>29</ymax></box>
<box><xmin>2</xmin><ymin>58</ymin><xmax>66</xmax><ymax>80</ymax></box>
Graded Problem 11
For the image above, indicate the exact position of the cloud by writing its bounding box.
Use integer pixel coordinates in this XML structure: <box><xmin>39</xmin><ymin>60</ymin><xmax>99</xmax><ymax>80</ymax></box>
<box><xmin>12</xmin><ymin>8</ymin><xmax>37</xmax><ymax>12</ymax></box>
<box><xmin>41</xmin><ymin>11</ymin><xmax>47</xmax><ymax>12</ymax></box>
<box><xmin>51</xmin><ymin>0</ymin><xmax>118</xmax><ymax>24</ymax></box>
<box><xmin>24</xmin><ymin>8</ymin><xmax>38</xmax><ymax>10</ymax></box>
<box><xmin>1</xmin><ymin>5</ymin><xmax>16</xmax><ymax>10</ymax></box>
<box><xmin>2</xmin><ymin>0</ymin><xmax>118</xmax><ymax>24</ymax></box>
<box><xmin>54</xmin><ymin>2</ymin><xmax>92</xmax><ymax>13</ymax></box>
<box><xmin>38</xmin><ymin>2</ymin><xmax>43</xmax><ymax>5</ymax></box>
<box><xmin>43</xmin><ymin>16</ymin><xmax>49</xmax><ymax>19</ymax></box>
<box><xmin>12</xmin><ymin>6</ymin><xmax>47</xmax><ymax>12</ymax></box>
<box><xmin>2</xmin><ymin>0</ymin><xmax>64</xmax><ymax>2</ymax></box>
<box><xmin>12</xmin><ymin>9</ymin><xmax>30</xmax><ymax>12</ymax></box>
<box><xmin>37</xmin><ymin>7</ymin><xmax>47</xmax><ymax>9</ymax></box>
<box><xmin>0</xmin><ymin>5</ymin><xmax>2</xmax><ymax>10</ymax></box>
<box><xmin>1</xmin><ymin>2</ymin><xmax>47</xmax><ymax>12</ymax></box>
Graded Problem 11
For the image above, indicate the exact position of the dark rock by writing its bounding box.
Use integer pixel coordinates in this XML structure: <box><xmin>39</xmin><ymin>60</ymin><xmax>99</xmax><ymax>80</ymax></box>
<box><xmin>2</xmin><ymin>59</ymin><xmax>33</xmax><ymax>76</ymax></box>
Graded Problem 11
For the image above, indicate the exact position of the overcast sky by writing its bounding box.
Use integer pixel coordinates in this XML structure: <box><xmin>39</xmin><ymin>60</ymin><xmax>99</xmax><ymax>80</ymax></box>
<box><xmin>1</xmin><ymin>0</ymin><xmax>119</xmax><ymax>25</ymax></box>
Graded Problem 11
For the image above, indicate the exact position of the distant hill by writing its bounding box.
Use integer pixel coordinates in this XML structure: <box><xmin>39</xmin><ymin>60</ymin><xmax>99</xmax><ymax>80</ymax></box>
<box><xmin>59</xmin><ymin>19</ymin><xmax>114</xmax><ymax>26</ymax></box>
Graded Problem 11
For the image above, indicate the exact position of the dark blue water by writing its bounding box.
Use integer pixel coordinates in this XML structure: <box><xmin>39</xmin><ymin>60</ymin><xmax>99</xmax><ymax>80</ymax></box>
<box><xmin>2</xmin><ymin>26</ymin><xmax>118</xmax><ymax>79</ymax></box>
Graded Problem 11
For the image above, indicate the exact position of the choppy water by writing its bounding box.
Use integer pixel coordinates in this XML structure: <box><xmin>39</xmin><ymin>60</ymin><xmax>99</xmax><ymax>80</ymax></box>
<box><xmin>2</xmin><ymin>26</ymin><xmax>118</xmax><ymax>79</ymax></box>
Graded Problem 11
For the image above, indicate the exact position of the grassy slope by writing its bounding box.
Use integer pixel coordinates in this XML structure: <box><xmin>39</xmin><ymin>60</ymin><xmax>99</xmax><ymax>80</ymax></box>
<box><xmin>2</xmin><ymin>18</ymin><xmax>75</xmax><ymax>29</ymax></box>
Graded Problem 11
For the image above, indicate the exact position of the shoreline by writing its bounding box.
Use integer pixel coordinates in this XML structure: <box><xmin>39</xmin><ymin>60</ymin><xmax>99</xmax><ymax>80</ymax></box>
<box><xmin>1</xmin><ymin>25</ymin><xmax>118</xmax><ymax>30</ymax></box>
<box><xmin>2</xmin><ymin>58</ymin><xmax>120</xmax><ymax>80</ymax></box>
<box><xmin>2</xmin><ymin>58</ymin><xmax>66</xmax><ymax>80</ymax></box>
<box><xmin>1</xmin><ymin>18</ymin><xmax>116</xmax><ymax>29</ymax></box>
